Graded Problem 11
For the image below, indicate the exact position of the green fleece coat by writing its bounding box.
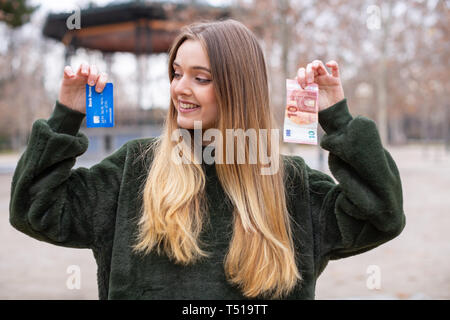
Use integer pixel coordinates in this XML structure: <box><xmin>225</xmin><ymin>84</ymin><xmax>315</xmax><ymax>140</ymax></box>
<box><xmin>9</xmin><ymin>98</ymin><xmax>405</xmax><ymax>299</ymax></box>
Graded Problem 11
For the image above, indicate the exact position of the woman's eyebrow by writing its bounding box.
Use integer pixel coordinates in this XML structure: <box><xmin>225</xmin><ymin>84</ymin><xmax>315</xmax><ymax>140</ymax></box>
<box><xmin>173</xmin><ymin>61</ymin><xmax>211</xmax><ymax>74</ymax></box>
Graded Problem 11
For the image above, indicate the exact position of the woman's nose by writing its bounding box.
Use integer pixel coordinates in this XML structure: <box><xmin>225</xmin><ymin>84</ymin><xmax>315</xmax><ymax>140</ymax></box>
<box><xmin>174</xmin><ymin>75</ymin><xmax>192</xmax><ymax>96</ymax></box>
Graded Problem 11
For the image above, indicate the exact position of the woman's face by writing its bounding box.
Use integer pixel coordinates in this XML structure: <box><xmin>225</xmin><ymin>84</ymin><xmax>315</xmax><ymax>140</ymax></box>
<box><xmin>170</xmin><ymin>39</ymin><xmax>218</xmax><ymax>131</ymax></box>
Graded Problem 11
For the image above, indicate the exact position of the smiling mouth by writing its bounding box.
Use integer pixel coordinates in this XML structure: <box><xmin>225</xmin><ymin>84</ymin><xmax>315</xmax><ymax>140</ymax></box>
<box><xmin>179</xmin><ymin>102</ymin><xmax>200</xmax><ymax>109</ymax></box>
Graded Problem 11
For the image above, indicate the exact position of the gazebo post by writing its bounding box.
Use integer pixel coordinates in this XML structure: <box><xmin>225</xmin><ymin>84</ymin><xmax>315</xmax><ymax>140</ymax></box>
<box><xmin>64</xmin><ymin>44</ymin><xmax>75</xmax><ymax>66</ymax></box>
<box><xmin>104</xmin><ymin>52</ymin><xmax>113</xmax><ymax>77</ymax></box>
<box><xmin>145</xmin><ymin>17</ymin><xmax>153</xmax><ymax>110</ymax></box>
<box><xmin>135</xmin><ymin>18</ymin><xmax>142</xmax><ymax>110</ymax></box>
<box><xmin>135</xmin><ymin>18</ymin><xmax>152</xmax><ymax>111</ymax></box>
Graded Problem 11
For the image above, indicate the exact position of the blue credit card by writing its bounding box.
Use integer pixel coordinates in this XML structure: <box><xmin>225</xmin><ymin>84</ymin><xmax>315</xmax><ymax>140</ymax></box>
<box><xmin>86</xmin><ymin>83</ymin><xmax>114</xmax><ymax>128</ymax></box>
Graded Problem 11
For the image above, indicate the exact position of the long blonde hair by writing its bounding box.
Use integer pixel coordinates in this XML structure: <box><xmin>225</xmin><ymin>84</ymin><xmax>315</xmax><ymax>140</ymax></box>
<box><xmin>133</xmin><ymin>19</ymin><xmax>301</xmax><ymax>298</ymax></box>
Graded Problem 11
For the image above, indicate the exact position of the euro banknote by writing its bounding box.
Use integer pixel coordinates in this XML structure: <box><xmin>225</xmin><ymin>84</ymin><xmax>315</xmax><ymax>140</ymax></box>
<box><xmin>283</xmin><ymin>79</ymin><xmax>319</xmax><ymax>144</ymax></box>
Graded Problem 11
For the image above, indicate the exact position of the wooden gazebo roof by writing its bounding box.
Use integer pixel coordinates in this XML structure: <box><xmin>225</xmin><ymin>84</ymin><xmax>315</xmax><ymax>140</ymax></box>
<box><xmin>42</xmin><ymin>1</ymin><xmax>232</xmax><ymax>54</ymax></box>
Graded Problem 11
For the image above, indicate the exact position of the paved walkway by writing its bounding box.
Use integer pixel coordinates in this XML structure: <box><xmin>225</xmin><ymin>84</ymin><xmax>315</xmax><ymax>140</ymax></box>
<box><xmin>1</xmin><ymin>144</ymin><xmax>449</xmax><ymax>299</ymax></box>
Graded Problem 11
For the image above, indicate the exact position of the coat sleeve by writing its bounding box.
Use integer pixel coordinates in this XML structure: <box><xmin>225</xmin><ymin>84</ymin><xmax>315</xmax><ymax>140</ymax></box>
<box><xmin>9</xmin><ymin>101</ymin><xmax>128</xmax><ymax>249</ymax></box>
<box><xmin>300</xmin><ymin>99</ymin><xmax>405</xmax><ymax>276</ymax></box>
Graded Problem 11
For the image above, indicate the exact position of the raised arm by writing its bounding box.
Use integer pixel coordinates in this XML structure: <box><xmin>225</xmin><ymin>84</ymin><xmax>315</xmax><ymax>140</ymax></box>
<box><xmin>9</xmin><ymin>101</ymin><xmax>128</xmax><ymax>249</ymax></box>
<box><xmin>304</xmin><ymin>99</ymin><xmax>405</xmax><ymax>276</ymax></box>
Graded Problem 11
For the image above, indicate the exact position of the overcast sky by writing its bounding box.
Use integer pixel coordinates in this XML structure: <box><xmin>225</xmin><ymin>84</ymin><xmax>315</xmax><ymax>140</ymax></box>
<box><xmin>30</xmin><ymin>0</ymin><xmax>232</xmax><ymax>13</ymax></box>
<box><xmin>30</xmin><ymin>0</ymin><xmax>115</xmax><ymax>12</ymax></box>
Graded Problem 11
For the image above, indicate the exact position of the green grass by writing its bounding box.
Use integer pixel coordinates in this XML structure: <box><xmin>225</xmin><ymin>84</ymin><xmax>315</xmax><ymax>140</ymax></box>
<box><xmin>0</xmin><ymin>149</ymin><xmax>16</xmax><ymax>155</ymax></box>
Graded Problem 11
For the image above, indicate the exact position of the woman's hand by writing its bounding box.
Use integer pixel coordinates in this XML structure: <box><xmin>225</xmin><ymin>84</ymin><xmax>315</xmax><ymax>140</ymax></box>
<box><xmin>58</xmin><ymin>63</ymin><xmax>108</xmax><ymax>114</ymax></box>
<box><xmin>296</xmin><ymin>60</ymin><xmax>345</xmax><ymax>111</ymax></box>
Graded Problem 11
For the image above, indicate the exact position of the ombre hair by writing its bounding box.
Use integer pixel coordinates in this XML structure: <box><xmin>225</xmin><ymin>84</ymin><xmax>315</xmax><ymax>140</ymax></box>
<box><xmin>133</xmin><ymin>19</ymin><xmax>301</xmax><ymax>298</ymax></box>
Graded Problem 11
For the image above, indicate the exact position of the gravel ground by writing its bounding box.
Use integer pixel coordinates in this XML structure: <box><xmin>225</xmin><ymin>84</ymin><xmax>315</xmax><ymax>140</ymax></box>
<box><xmin>1</xmin><ymin>144</ymin><xmax>449</xmax><ymax>300</ymax></box>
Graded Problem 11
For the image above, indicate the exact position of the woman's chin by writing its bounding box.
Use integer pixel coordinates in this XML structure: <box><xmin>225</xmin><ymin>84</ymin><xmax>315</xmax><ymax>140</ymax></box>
<box><xmin>177</xmin><ymin>116</ymin><xmax>205</xmax><ymax>130</ymax></box>
<box><xmin>177</xmin><ymin>117</ymin><xmax>215</xmax><ymax>131</ymax></box>
<box><xmin>177</xmin><ymin>120</ymin><xmax>195</xmax><ymax>130</ymax></box>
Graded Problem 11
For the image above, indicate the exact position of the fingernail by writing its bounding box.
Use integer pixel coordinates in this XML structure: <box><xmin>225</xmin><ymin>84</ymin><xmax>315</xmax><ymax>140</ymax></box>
<box><xmin>90</xmin><ymin>80</ymin><xmax>95</xmax><ymax>86</ymax></box>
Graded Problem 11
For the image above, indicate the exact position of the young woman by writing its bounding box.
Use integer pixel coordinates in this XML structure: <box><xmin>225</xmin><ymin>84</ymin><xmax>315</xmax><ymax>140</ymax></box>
<box><xmin>9</xmin><ymin>19</ymin><xmax>405</xmax><ymax>300</ymax></box>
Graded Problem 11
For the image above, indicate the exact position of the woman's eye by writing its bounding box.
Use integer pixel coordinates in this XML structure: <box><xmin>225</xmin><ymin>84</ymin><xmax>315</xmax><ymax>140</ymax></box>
<box><xmin>196</xmin><ymin>78</ymin><xmax>211</xmax><ymax>84</ymax></box>
<box><xmin>172</xmin><ymin>72</ymin><xmax>210</xmax><ymax>83</ymax></box>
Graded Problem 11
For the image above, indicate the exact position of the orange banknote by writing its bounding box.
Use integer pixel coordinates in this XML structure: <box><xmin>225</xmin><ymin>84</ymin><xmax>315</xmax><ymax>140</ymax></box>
<box><xmin>283</xmin><ymin>79</ymin><xmax>319</xmax><ymax>144</ymax></box>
